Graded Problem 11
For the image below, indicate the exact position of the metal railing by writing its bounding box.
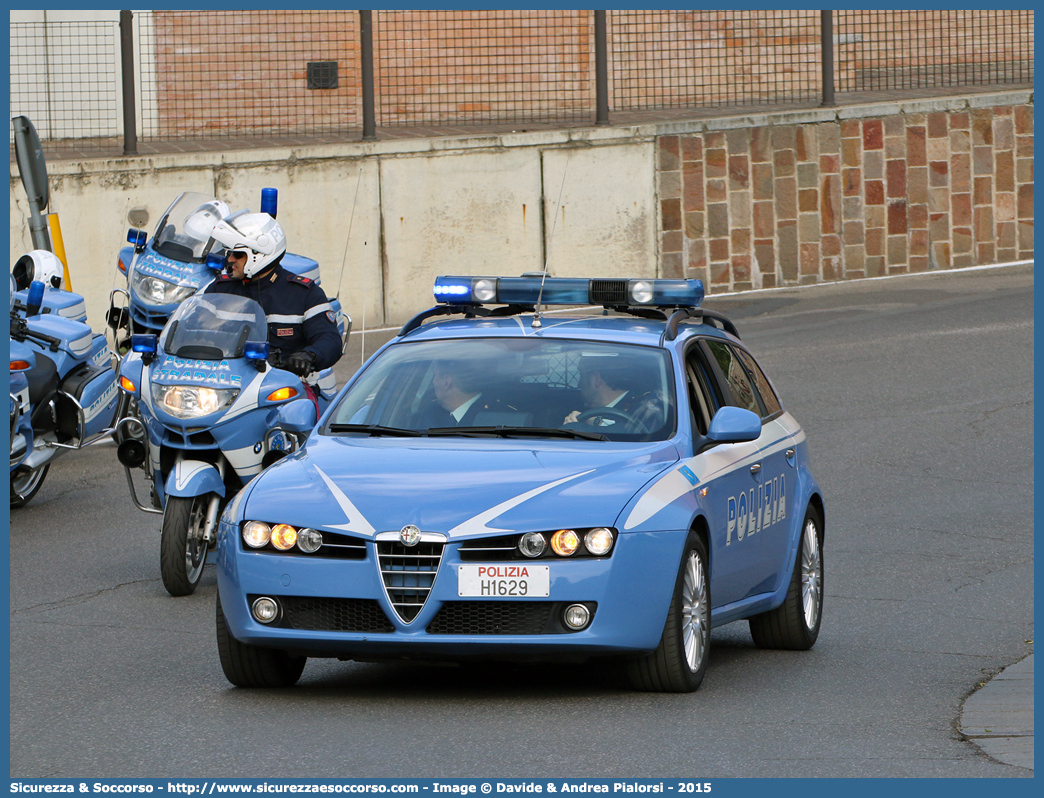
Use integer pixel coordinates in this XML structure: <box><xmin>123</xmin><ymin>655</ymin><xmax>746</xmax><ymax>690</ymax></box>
<box><xmin>9</xmin><ymin>9</ymin><xmax>1034</xmax><ymax>159</ymax></box>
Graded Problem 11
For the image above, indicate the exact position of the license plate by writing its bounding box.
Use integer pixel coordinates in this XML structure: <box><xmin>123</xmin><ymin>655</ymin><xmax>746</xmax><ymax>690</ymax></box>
<box><xmin>457</xmin><ymin>564</ymin><xmax>550</xmax><ymax>597</ymax></box>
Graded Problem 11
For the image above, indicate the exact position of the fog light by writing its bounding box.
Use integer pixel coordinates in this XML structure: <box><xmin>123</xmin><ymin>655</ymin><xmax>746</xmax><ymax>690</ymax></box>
<box><xmin>242</xmin><ymin>521</ymin><xmax>272</xmax><ymax>548</ymax></box>
<box><xmin>550</xmin><ymin>529</ymin><xmax>580</xmax><ymax>556</ymax></box>
<box><xmin>518</xmin><ymin>532</ymin><xmax>546</xmax><ymax>558</ymax></box>
<box><xmin>585</xmin><ymin>527</ymin><xmax>614</xmax><ymax>556</ymax></box>
<box><xmin>297</xmin><ymin>527</ymin><xmax>322</xmax><ymax>553</ymax></box>
<box><xmin>563</xmin><ymin>603</ymin><xmax>591</xmax><ymax>630</ymax></box>
<box><xmin>270</xmin><ymin>524</ymin><xmax>297</xmax><ymax>551</ymax></box>
<box><xmin>252</xmin><ymin>597</ymin><xmax>279</xmax><ymax>624</ymax></box>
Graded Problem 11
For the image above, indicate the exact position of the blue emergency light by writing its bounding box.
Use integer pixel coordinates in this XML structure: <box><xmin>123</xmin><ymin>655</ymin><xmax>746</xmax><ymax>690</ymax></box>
<box><xmin>433</xmin><ymin>275</ymin><xmax>705</xmax><ymax>309</ymax></box>
<box><xmin>205</xmin><ymin>251</ymin><xmax>226</xmax><ymax>270</ymax></box>
<box><xmin>244</xmin><ymin>341</ymin><xmax>270</xmax><ymax>361</ymax></box>
<box><xmin>127</xmin><ymin>228</ymin><xmax>148</xmax><ymax>251</ymax></box>
<box><xmin>131</xmin><ymin>334</ymin><xmax>158</xmax><ymax>355</ymax></box>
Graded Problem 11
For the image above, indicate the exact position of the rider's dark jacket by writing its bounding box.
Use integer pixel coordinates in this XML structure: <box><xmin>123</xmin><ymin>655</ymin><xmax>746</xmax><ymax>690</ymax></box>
<box><xmin>204</xmin><ymin>263</ymin><xmax>342</xmax><ymax>370</ymax></box>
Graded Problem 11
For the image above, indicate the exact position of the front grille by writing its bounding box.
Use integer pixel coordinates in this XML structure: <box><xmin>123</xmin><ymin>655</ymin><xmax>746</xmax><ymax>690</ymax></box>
<box><xmin>377</xmin><ymin>540</ymin><xmax>444</xmax><ymax>623</ymax></box>
<box><xmin>426</xmin><ymin>601</ymin><xmax>556</xmax><ymax>635</ymax></box>
<box><xmin>458</xmin><ymin>534</ymin><xmax>518</xmax><ymax>562</ymax></box>
<box><xmin>590</xmin><ymin>279</ymin><xmax>628</xmax><ymax>306</ymax></box>
<box><xmin>274</xmin><ymin>595</ymin><xmax>394</xmax><ymax>633</ymax></box>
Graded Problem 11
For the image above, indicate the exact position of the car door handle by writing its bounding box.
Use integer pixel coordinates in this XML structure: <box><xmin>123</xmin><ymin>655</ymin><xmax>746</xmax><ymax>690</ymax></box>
<box><xmin>749</xmin><ymin>463</ymin><xmax>762</xmax><ymax>479</ymax></box>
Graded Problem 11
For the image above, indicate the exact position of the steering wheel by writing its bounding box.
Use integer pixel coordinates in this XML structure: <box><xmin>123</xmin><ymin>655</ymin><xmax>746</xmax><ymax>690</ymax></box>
<box><xmin>576</xmin><ymin>407</ymin><xmax>649</xmax><ymax>432</ymax></box>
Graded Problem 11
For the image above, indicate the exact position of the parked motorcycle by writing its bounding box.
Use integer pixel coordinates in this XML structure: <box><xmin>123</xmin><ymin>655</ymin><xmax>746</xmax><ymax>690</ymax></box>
<box><xmin>114</xmin><ymin>293</ymin><xmax>328</xmax><ymax>596</ymax></box>
<box><xmin>9</xmin><ymin>278</ymin><xmax>120</xmax><ymax>506</ymax></box>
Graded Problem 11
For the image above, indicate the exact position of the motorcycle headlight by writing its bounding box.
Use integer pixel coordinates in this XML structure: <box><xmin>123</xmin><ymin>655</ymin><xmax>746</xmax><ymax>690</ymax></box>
<box><xmin>132</xmin><ymin>272</ymin><xmax>196</xmax><ymax>306</ymax></box>
<box><xmin>151</xmin><ymin>384</ymin><xmax>239</xmax><ymax>419</ymax></box>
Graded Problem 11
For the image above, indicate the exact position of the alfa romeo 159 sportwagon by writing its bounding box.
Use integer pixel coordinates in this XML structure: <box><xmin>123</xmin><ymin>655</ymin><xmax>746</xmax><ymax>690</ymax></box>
<box><xmin>214</xmin><ymin>275</ymin><xmax>824</xmax><ymax>692</ymax></box>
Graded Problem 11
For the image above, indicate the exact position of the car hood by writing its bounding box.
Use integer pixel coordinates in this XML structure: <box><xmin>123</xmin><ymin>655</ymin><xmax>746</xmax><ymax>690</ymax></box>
<box><xmin>243</xmin><ymin>435</ymin><xmax>682</xmax><ymax>538</ymax></box>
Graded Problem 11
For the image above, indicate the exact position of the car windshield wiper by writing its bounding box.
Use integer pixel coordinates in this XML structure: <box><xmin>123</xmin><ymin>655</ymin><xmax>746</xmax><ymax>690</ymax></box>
<box><xmin>427</xmin><ymin>426</ymin><xmax>608</xmax><ymax>441</ymax></box>
<box><xmin>328</xmin><ymin>423</ymin><xmax>426</xmax><ymax>437</ymax></box>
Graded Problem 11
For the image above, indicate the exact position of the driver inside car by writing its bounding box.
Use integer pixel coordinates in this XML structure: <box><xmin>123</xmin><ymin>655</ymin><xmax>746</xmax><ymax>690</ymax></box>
<box><xmin>563</xmin><ymin>354</ymin><xmax>666</xmax><ymax>431</ymax></box>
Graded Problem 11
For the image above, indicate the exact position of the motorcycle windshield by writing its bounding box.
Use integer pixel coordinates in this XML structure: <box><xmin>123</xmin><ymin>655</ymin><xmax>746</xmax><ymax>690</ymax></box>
<box><xmin>151</xmin><ymin>191</ymin><xmax>225</xmax><ymax>263</ymax></box>
<box><xmin>160</xmin><ymin>294</ymin><xmax>267</xmax><ymax>360</ymax></box>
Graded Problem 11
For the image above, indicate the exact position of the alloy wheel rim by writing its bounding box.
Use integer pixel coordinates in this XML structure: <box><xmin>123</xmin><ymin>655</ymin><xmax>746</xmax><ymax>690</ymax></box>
<box><xmin>11</xmin><ymin>468</ymin><xmax>44</xmax><ymax>502</ymax></box>
<box><xmin>680</xmin><ymin>550</ymin><xmax>708</xmax><ymax>671</ymax></box>
<box><xmin>800</xmin><ymin>519</ymin><xmax>821</xmax><ymax>630</ymax></box>
<box><xmin>185</xmin><ymin>499</ymin><xmax>207</xmax><ymax>582</ymax></box>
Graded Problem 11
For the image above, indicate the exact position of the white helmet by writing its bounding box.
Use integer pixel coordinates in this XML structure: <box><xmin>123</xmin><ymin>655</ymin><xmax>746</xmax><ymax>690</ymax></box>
<box><xmin>13</xmin><ymin>249</ymin><xmax>65</xmax><ymax>291</ymax></box>
<box><xmin>182</xmin><ymin>200</ymin><xmax>231</xmax><ymax>243</ymax></box>
<box><xmin>209</xmin><ymin>212</ymin><xmax>286</xmax><ymax>279</ymax></box>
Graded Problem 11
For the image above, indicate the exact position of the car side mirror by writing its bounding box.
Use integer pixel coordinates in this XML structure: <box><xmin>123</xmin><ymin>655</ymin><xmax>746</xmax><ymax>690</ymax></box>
<box><xmin>706</xmin><ymin>406</ymin><xmax>761</xmax><ymax>444</ymax></box>
<box><xmin>276</xmin><ymin>398</ymin><xmax>317</xmax><ymax>435</ymax></box>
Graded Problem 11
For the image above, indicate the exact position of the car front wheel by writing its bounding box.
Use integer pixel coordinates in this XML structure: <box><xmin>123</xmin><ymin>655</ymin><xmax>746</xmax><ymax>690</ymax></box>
<box><xmin>216</xmin><ymin>593</ymin><xmax>306</xmax><ymax>688</ymax></box>
<box><xmin>749</xmin><ymin>505</ymin><xmax>823</xmax><ymax>650</ymax></box>
<box><xmin>627</xmin><ymin>532</ymin><xmax>710</xmax><ymax>692</ymax></box>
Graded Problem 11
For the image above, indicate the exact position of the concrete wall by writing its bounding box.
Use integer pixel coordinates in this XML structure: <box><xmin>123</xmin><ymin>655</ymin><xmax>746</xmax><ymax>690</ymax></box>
<box><xmin>9</xmin><ymin>89</ymin><xmax>1032</xmax><ymax>332</ymax></box>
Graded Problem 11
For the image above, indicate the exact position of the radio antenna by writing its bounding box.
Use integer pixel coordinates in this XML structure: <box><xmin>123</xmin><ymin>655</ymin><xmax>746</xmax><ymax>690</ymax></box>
<box><xmin>533</xmin><ymin>157</ymin><xmax>569</xmax><ymax>329</ymax></box>
<box><xmin>334</xmin><ymin>166</ymin><xmax>364</xmax><ymax>361</ymax></box>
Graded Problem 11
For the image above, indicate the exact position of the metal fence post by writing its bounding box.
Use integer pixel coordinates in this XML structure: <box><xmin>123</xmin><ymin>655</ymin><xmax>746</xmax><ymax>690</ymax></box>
<box><xmin>120</xmin><ymin>10</ymin><xmax>138</xmax><ymax>155</ymax></box>
<box><xmin>360</xmin><ymin>10</ymin><xmax>376</xmax><ymax>140</ymax></box>
<box><xmin>595</xmin><ymin>10</ymin><xmax>609</xmax><ymax>125</ymax></box>
<box><xmin>820</xmin><ymin>10</ymin><xmax>836</xmax><ymax>107</ymax></box>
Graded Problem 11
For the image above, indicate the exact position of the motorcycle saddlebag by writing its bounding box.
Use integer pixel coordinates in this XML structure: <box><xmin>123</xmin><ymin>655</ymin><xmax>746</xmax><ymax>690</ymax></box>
<box><xmin>55</xmin><ymin>362</ymin><xmax>119</xmax><ymax>440</ymax></box>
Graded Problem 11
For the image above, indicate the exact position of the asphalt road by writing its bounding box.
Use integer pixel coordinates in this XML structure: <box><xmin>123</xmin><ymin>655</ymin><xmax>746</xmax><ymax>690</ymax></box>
<box><xmin>9</xmin><ymin>264</ymin><xmax>1033</xmax><ymax>778</ymax></box>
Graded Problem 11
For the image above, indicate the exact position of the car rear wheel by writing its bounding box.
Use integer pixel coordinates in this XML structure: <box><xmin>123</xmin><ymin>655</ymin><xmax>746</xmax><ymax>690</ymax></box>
<box><xmin>749</xmin><ymin>505</ymin><xmax>823</xmax><ymax>650</ymax></box>
<box><xmin>216</xmin><ymin>593</ymin><xmax>306</xmax><ymax>688</ymax></box>
<box><xmin>627</xmin><ymin>532</ymin><xmax>710</xmax><ymax>692</ymax></box>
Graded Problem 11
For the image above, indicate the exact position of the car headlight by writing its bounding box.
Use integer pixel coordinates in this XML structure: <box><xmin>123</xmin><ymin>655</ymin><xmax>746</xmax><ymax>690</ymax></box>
<box><xmin>151</xmin><ymin>384</ymin><xmax>238</xmax><ymax>419</ymax></box>
<box><xmin>132</xmin><ymin>272</ymin><xmax>196</xmax><ymax>306</ymax></box>
<box><xmin>241</xmin><ymin>521</ymin><xmax>324</xmax><ymax>554</ymax></box>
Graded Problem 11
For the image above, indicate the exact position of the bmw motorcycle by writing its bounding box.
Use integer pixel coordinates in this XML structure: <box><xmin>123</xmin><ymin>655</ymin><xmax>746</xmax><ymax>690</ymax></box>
<box><xmin>108</xmin><ymin>190</ymin><xmax>349</xmax><ymax>424</ymax></box>
<box><xmin>9</xmin><ymin>278</ymin><xmax>120</xmax><ymax>506</ymax></box>
<box><xmin>108</xmin><ymin>190</ymin><xmax>349</xmax><ymax>346</ymax></box>
<box><xmin>114</xmin><ymin>293</ymin><xmax>331</xmax><ymax>596</ymax></box>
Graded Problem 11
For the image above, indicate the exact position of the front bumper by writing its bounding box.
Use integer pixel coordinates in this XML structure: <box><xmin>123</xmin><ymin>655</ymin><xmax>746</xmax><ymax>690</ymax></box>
<box><xmin>216</xmin><ymin>523</ymin><xmax>687</xmax><ymax>660</ymax></box>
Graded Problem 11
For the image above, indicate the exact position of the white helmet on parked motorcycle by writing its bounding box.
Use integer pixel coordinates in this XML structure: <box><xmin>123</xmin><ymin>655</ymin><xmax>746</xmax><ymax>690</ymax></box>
<box><xmin>209</xmin><ymin>212</ymin><xmax>286</xmax><ymax>279</ymax></box>
<box><xmin>182</xmin><ymin>200</ymin><xmax>231</xmax><ymax>244</ymax></box>
<box><xmin>13</xmin><ymin>249</ymin><xmax>65</xmax><ymax>291</ymax></box>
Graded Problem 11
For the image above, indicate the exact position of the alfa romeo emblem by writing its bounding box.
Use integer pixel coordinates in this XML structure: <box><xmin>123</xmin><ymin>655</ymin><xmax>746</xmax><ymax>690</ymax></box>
<box><xmin>399</xmin><ymin>524</ymin><xmax>421</xmax><ymax>547</ymax></box>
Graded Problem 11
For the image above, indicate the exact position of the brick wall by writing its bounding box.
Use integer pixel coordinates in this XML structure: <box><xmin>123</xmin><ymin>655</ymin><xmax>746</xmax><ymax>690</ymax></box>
<box><xmin>658</xmin><ymin>100</ymin><xmax>1034</xmax><ymax>291</ymax></box>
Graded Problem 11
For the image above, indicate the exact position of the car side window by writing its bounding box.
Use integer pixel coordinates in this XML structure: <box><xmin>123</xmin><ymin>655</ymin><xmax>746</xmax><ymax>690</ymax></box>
<box><xmin>704</xmin><ymin>339</ymin><xmax>762</xmax><ymax>416</ymax></box>
<box><xmin>684</xmin><ymin>344</ymin><xmax>721</xmax><ymax>436</ymax></box>
<box><xmin>733</xmin><ymin>347</ymin><xmax>783</xmax><ymax>418</ymax></box>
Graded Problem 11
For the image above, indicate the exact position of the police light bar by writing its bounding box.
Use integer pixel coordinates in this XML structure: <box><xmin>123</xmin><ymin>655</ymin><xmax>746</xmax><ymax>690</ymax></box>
<box><xmin>433</xmin><ymin>276</ymin><xmax>704</xmax><ymax>309</ymax></box>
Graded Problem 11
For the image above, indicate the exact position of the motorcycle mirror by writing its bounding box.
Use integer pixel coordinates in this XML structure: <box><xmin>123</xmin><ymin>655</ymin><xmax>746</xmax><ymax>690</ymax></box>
<box><xmin>26</xmin><ymin>280</ymin><xmax>44</xmax><ymax>317</ymax></box>
<box><xmin>276</xmin><ymin>399</ymin><xmax>317</xmax><ymax>434</ymax></box>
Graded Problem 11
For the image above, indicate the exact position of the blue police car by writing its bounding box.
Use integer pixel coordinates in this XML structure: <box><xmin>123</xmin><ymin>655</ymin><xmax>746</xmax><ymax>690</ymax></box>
<box><xmin>215</xmin><ymin>276</ymin><xmax>824</xmax><ymax>692</ymax></box>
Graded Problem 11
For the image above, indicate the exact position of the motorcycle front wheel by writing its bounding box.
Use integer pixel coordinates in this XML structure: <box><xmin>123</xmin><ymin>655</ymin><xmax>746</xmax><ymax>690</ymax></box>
<box><xmin>161</xmin><ymin>493</ymin><xmax>212</xmax><ymax>596</ymax></box>
<box><xmin>11</xmin><ymin>464</ymin><xmax>49</xmax><ymax>508</ymax></box>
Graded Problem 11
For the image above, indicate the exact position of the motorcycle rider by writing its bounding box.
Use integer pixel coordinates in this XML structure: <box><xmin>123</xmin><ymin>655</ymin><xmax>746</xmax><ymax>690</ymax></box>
<box><xmin>204</xmin><ymin>212</ymin><xmax>342</xmax><ymax>397</ymax></box>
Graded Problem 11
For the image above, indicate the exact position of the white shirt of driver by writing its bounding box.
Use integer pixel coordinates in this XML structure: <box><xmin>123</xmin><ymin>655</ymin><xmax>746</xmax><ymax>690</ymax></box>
<box><xmin>452</xmin><ymin>393</ymin><xmax>482</xmax><ymax>423</ymax></box>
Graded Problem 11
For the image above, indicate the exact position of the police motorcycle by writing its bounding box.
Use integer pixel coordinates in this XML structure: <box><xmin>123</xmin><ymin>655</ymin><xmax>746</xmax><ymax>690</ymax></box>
<box><xmin>9</xmin><ymin>253</ymin><xmax>120</xmax><ymax>507</ymax></box>
<box><xmin>108</xmin><ymin>190</ymin><xmax>348</xmax><ymax>427</ymax></box>
<box><xmin>108</xmin><ymin>189</ymin><xmax>349</xmax><ymax>351</ymax></box>
<box><xmin>114</xmin><ymin>292</ymin><xmax>332</xmax><ymax>596</ymax></box>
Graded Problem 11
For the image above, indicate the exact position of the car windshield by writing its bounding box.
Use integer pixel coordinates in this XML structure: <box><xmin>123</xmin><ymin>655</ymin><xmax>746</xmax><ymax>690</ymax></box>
<box><xmin>326</xmin><ymin>337</ymin><xmax>677</xmax><ymax>442</ymax></box>
<box><xmin>159</xmin><ymin>294</ymin><xmax>267</xmax><ymax>360</ymax></box>
<box><xmin>151</xmin><ymin>191</ymin><xmax>225</xmax><ymax>263</ymax></box>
